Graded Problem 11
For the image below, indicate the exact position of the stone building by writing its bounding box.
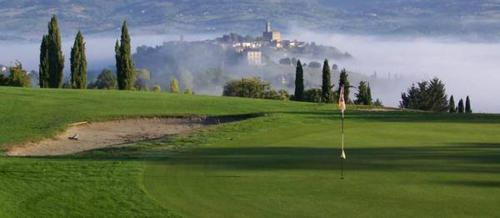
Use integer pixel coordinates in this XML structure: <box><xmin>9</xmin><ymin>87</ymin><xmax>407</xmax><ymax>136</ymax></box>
<box><xmin>262</xmin><ymin>21</ymin><xmax>281</xmax><ymax>43</ymax></box>
<box><xmin>244</xmin><ymin>49</ymin><xmax>263</xmax><ymax>66</ymax></box>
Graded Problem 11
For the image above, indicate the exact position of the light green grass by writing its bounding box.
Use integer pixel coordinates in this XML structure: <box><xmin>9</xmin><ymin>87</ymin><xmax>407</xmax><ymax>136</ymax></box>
<box><xmin>1</xmin><ymin>87</ymin><xmax>500</xmax><ymax>217</ymax></box>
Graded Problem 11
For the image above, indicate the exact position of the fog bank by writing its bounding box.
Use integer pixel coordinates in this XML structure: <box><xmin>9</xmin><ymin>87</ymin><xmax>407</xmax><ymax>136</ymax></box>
<box><xmin>287</xmin><ymin>30</ymin><xmax>500</xmax><ymax>113</ymax></box>
<box><xmin>0</xmin><ymin>33</ymin><xmax>216</xmax><ymax>71</ymax></box>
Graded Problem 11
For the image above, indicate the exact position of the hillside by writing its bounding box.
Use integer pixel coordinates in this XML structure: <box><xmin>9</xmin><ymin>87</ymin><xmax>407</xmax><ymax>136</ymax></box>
<box><xmin>2</xmin><ymin>0</ymin><xmax>500</xmax><ymax>40</ymax></box>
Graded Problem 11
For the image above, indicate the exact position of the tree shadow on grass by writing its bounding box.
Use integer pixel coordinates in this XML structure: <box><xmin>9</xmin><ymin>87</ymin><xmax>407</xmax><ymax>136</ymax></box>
<box><xmin>436</xmin><ymin>180</ymin><xmax>500</xmax><ymax>188</ymax></box>
<box><xmin>38</xmin><ymin>142</ymin><xmax>500</xmax><ymax>175</ymax></box>
<box><xmin>281</xmin><ymin>111</ymin><xmax>500</xmax><ymax>124</ymax></box>
<box><xmin>4</xmin><ymin>143</ymin><xmax>500</xmax><ymax>187</ymax></box>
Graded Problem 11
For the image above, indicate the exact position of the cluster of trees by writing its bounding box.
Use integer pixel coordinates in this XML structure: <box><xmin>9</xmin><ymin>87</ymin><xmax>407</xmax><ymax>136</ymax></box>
<box><xmin>32</xmin><ymin>15</ymin><xmax>192</xmax><ymax>93</ymax></box>
<box><xmin>222</xmin><ymin>59</ymin><xmax>382</xmax><ymax>106</ymax></box>
<box><xmin>448</xmin><ymin>95</ymin><xmax>472</xmax><ymax>114</ymax></box>
<box><xmin>36</xmin><ymin>16</ymin><xmax>136</xmax><ymax>91</ymax></box>
<box><xmin>39</xmin><ymin>16</ymin><xmax>82</xmax><ymax>89</ymax></box>
<box><xmin>86</xmin><ymin>67</ymin><xmax>191</xmax><ymax>94</ymax></box>
<box><xmin>0</xmin><ymin>62</ymin><xmax>31</xmax><ymax>87</ymax></box>
<box><xmin>292</xmin><ymin>59</ymin><xmax>381</xmax><ymax>106</ymax></box>
<box><xmin>293</xmin><ymin>59</ymin><xmax>337</xmax><ymax>103</ymax></box>
<box><xmin>88</xmin><ymin>69</ymin><xmax>116</xmax><ymax>89</ymax></box>
<box><xmin>223</xmin><ymin>77</ymin><xmax>289</xmax><ymax>100</ymax></box>
<box><xmin>400</xmin><ymin>78</ymin><xmax>472</xmax><ymax>113</ymax></box>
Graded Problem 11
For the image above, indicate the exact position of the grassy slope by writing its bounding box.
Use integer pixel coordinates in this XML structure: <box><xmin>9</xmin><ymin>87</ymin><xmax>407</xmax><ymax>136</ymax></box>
<box><xmin>0</xmin><ymin>87</ymin><xmax>328</xmax><ymax>147</ymax></box>
<box><xmin>1</xmin><ymin>87</ymin><xmax>500</xmax><ymax>217</ymax></box>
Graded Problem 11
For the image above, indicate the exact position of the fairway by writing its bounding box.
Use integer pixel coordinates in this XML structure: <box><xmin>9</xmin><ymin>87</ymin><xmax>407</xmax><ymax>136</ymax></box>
<box><xmin>1</xmin><ymin>87</ymin><xmax>500</xmax><ymax>217</ymax></box>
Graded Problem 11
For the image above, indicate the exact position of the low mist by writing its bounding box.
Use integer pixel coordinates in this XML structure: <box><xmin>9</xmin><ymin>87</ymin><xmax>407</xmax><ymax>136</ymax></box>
<box><xmin>288</xmin><ymin>29</ymin><xmax>500</xmax><ymax>113</ymax></box>
<box><xmin>0</xmin><ymin>33</ymin><xmax>216</xmax><ymax>71</ymax></box>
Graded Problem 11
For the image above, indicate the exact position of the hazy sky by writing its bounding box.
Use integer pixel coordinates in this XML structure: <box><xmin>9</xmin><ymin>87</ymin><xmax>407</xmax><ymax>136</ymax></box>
<box><xmin>1</xmin><ymin>32</ymin><xmax>499</xmax><ymax>113</ymax></box>
<box><xmin>0</xmin><ymin>34</ymin><xmax>215</xmax><ymax>72</ymax></box>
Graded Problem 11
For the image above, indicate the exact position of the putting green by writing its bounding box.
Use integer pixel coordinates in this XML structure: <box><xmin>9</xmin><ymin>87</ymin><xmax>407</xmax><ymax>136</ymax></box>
<box><xmin>142</xmin><ymin>113</ymin><xmax>500</xmax><ymax>217</ymax></box>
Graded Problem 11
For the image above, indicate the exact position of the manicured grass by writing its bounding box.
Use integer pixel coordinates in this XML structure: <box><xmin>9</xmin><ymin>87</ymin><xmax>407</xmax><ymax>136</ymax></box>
<box><xmin>142</xmin><ymin>113</ymin><xmax>500</xmax><ymax>217</ymax></box>
<box><xmin>1</xmin><ymin>87</ymin><xmax>500</xmax><ymax>217</ymax></box>
<box><xmin>0</xmin><ymin>87</ymin><xmax>331</xmax><ymax>147</ymax></box>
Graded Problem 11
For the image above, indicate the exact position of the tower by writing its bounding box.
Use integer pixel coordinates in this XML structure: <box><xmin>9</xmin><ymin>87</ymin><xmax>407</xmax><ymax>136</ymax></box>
<box><xmin>263</xmin><ymin>21</ymin><xmax>281</xmax><ymax>43</ymax></box>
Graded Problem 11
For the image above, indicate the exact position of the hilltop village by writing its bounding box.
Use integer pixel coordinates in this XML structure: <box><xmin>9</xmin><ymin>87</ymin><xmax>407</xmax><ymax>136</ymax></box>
<box><xmin>217</xmin><ymin>22</ymin><xmax>307</xmax><ymax>65</ymax></box>
<box><xmin>214</xmin><ymin>21</ymin><xmax>350</xmax><ymax>66</ymax></box>
<box><xmin>132</xmin><ymin>21</ymin><xmax>353</xmax><ymax>93</ymax></box>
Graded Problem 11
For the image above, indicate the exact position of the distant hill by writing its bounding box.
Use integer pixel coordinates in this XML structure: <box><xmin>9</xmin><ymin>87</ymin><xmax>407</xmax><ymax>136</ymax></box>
<box><xmin>1</xmin><ymin>0</ymin><xmax>500</xmax><ymax>41</ymax></box>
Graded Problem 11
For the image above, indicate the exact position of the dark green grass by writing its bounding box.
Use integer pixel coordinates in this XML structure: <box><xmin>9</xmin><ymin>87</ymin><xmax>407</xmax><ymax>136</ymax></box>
<box><xmin>1</xmin><ymin>87</ymin><xmax>500</xmax><ymax>217</ymax></box>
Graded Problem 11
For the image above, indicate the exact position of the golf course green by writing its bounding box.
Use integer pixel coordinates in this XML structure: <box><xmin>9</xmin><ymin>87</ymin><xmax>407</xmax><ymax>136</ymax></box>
<box><xmin>1</xmin><ymin>87</ymin><xmax>499</xmax><ymax>217</ymax></box>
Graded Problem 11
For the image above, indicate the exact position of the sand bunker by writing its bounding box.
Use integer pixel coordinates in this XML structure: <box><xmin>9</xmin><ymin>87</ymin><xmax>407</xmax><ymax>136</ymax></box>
<box><xmin>7</xmin><ymin>117</ymin><xmax>227</xmax><ymax>157</ymax></box>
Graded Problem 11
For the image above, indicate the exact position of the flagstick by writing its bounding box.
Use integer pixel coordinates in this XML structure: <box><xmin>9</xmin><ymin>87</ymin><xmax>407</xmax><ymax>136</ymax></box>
<box><xmin>341</xmin><ymin>110</ymin><xmax>345</xmax><ymax>180</ymax></box>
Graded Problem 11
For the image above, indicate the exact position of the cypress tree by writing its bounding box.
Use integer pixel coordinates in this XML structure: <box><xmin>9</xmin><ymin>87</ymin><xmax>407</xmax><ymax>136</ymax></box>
<box><xmin>70</xmin><ymin>31</ymin><xmax>87</xmax><ymax>89</ymax></box>
<box><xmin>115</xmin><ymin>40</ymin><xmax>122</xmax><ymax>87</ymax></box>
<box><xmin>39</xmin><ymin>35</ymin><xmax>49</xmax><ymax>88</ymax></box>
<box><xmin>321</xmin><ymin>59</ymin><xmax>333</xmax><ymax>103</ymax></box>
<box><xmin>294</xmin><ymin>60</ymin><xmax>304</xmax><ymax>101</ymax></box>
<box><xmin>115</xmin><ymin>21</ymin><xmax>135</xmax><ymax>90</ymax></box>
<box><xmin>449</xmin><ymin>95</ymin><xmax>456</xmax><ymax>113</ymax></box>
<box><xmin>367</xmin><ymin>83</ymin><xmax>373</xmax><ymax>105</ymax></box>
<box><xmin>47</xmin><ymin>15</ymin><xmax>64</xmax><ymax>88</ymax></box>
<box><xmin>465</xmin><ymin>96</ymin><xmax>472</xmax><ymax>113</ymax></box>
<box><xmin>338</xmin><ymin>69</ymin><xmax>351</xmax><ymax>103</ymax></box>
<box><xmin>458</xmin><ymin>99</ymin><xmax>465</xmax><ymax>113</ymax></box>
<box><xmin>354</xmin><ymin>81</ymin><xmax>373</xmax><ymax>105</ymax></box>
<box><xmin>355</xmin><ymin>81</ymin><xmax>368</xmax><ymax>105</ymax></box>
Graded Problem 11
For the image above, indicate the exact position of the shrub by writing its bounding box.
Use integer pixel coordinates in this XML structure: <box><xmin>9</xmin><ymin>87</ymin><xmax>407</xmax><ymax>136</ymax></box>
<box><xmin>223</xmin><ymin>77</ymin><xmax>271</xmax><ymax>99</ymax></box>
<box><xmin>374</xmin><ymin>99</ymin><xmax>383</xmax><ymax>107</ymax></box>
<box><xmin>170</xmin><ymin>79</ymin><xmax>180</xmax><ymax>93</ymax></box>
<box><xmin>89</xmin><ymin>69</ymin><xmax>116</xmax><ymax>89</ymax></box>
<box><xmin>277</xmin><ymin>89</ymin><xmax>290</xmax><ymax>101</ymax></box>
<box><xmin>264</xmin><ymin>90</ymin><xmax>289</xmax><ymax>100</ymax></box>
<box><xmin>152</xmin><ymin>85</ymin><xmax>161</xmax><ymax>92</ymax></box>
<box><xmin>1</xmin><ymin>62</ymin><xmax>32</xmax><ymax>87</ymax></box>
<box><xmin>303</xmin><ymin>89</ymin><xmax>322</xmax><ymax>103</ymax></box>
<box><xmin>8</xmin><ymin>62</ymin><xmax>31</xmax><ymax>87</ymax></box>
<box><xmin>223</xmin><ymin>77</ymin><xmax>287</xmax><ymax>101</ymax></box>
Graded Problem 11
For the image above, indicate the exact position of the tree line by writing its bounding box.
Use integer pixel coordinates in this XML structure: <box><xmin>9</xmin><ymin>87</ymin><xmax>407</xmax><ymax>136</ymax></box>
<box><xmin>37</xmin><ymin>15</ymin><xmax>135</xmax><ymax>90</ymax></box>
<box><xmin>400</xmin><ymin>78</ymin><xmax>472</xmax><ymax>113</ymax></box>
<box><xmin>0</xmin><ymin>15</ymin><xmax>197</xmax><ymax>95</ymax></box>
<box><xmin>223</xmin><ymin>59</ymin><xmax>382</xmax><ymax>107</ymax></box>
<box><xmin>293</xmin><ymin>59</ymin><xmax>381</xmax><ymax>106</ymax></box>
<box><xmin>0</xmin><ymin>15</ymin><xmax>133</xmax><ymax>90</ymax></box>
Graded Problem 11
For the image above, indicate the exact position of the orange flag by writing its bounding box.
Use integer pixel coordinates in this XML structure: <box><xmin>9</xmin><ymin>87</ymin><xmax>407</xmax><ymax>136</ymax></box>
<box><xmin>338</xmin><ymin>86</ymin><xmax>346</xmax><ymax>113</ymax></box>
